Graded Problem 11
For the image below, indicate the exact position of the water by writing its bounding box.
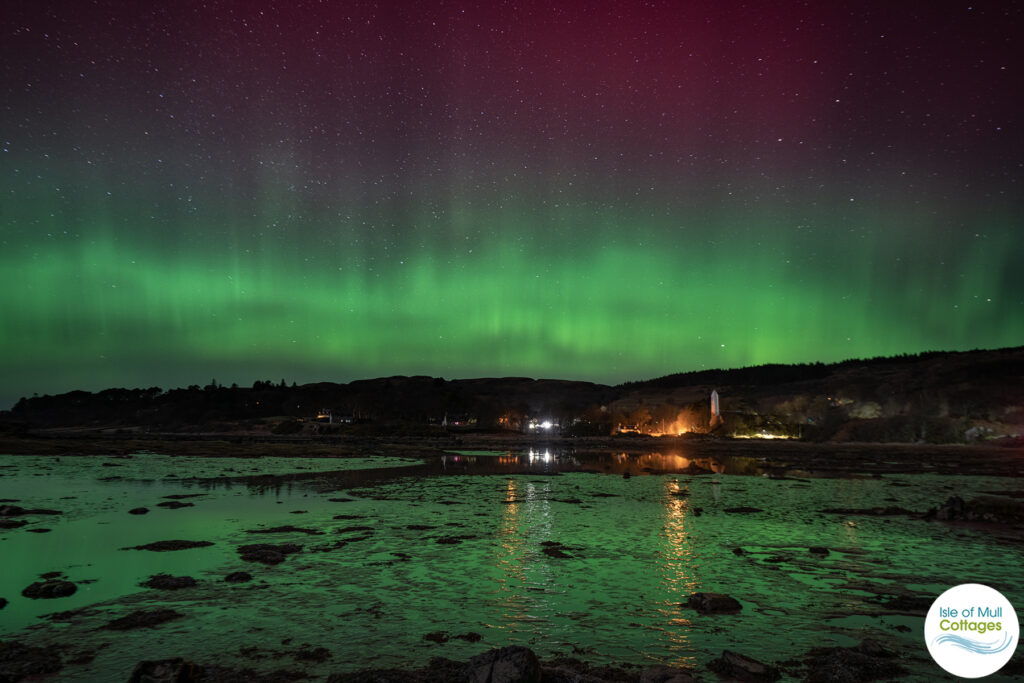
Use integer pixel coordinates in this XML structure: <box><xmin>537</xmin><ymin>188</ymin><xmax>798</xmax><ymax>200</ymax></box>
<box><xmin>1</xmin><ymin>448</ymin><xmax>1021</xmax><ymax>681</ymax></box>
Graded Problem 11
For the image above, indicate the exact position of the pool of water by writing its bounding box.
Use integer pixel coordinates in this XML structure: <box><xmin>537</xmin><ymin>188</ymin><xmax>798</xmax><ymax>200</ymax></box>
<box><xmin>1</xmin><ymin>449</ymin><xmax>1022</xmax><ymax>681</ymax></box>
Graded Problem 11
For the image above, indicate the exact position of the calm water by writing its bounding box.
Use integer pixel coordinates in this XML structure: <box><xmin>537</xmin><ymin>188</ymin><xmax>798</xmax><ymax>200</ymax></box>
<box><xmin>1</xmin><ymin>449</ymin><xmax>1021</xmax><ymax>681</ymax></box>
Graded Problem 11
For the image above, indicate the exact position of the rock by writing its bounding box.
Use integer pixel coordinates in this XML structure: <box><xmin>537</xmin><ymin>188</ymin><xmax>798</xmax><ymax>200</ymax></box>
<box><xmin>707</xmin><ymin>650</ymin><xmax>780</xmax><ymax>681</ymax></box>
<box><xmin>26</xmin><ymin>528</ymin><xmax>51</xmax><ymax>533</ymax></box>
<box><xmin>156</xmin><ymin>500</ymin><xmax>194</xmax><ymax>509</ymax></box>
<box><xmin>732</xmin><ymin>547</ymin><xmax>747</xmax><ymax>555</ymax></box>
<box><xmin>541</xmin><ymin>546</ymin><xmax>573</xmax><ymax>559</ymax></box>
<box><xmin>686</xmin><ymin>592</ymin><xmax>742</xmax><ymax>614</ymax></box>
<box><xmin>466</xmin><ymin>646</ymin><xmax>541</xmax><ymax>683</ymax></box>
<box><xmin>126</xmin><ymin>540</ymin><xmax>214</xmax><ymax>551</ymax></box>
<box><xmin>808</xmin><ymin>546</ymin><xmax>830</xmax><ymax>556</ymax></box>
<box><xmin>0</xmin><ymin>519</ymin><xmax>27</xmax><ymax>529</ymax></box>
<box><xmin>225</xmin><ymin>571</ymin><xmax>253</xmax><ymax>583</ymax></box>
<box><xmin>0</xmin><ymin>640</ymin><xmax>63</xmax><ymax>681</ymax></box>
<box><xmin>142</xmin><ymin>574</ymin><xmax>197</xmax><ymax>590</ymax></box>
<box><xmin>0</xmin><ymin>505</ymin><xmax>25</xmax><ymax>516</ymax></box>
<box><xmin>21</xmin><ymin>580</ymin><xmax>77</xmax><ymax>599</ymax></box>
<box><xmin>868</xmin><ymin>595</ymin><xmax>932</xmax><ymax>613</ymax></box>
<box><xmin>803</xmin><ymin>639</ymin><xmax>904</xmax><ymax>682</ymax></box>
<box><xmin>129</xmin><ymin>507</ymin><xmax>149</xmax><ymax>515</ymax></box>
<box><xmin>640</xmin><ymin>664</ymin><xmax>701</xmax><ymax>682</ymax></box>
<box><xmin>924</xmin><ymin>494</ymin><xmax>1024</xmax><ymax>524</ymax></box>
<box><xmin>238</xmin><ymin>542</ymin><xmax>302</xmax><ymax>565</ymax></box>
<box><xmin>723</xmin><ymin>506</ymin><xmax>764</xmax><ymax>513</ymax></box>
<box><xmin>424</xmin><ymin>631</ymin><xmax>450</xmax><ymax>643</ymax></box>
<box><xmin>456</xmin><ymin>632</ymin><xmax>482</xmax><ymax>643</ymax></box>
<box><xmin>127</xmin><ymin>658</ymin><xmax>201</xmax><ymax>683</ymax></box>
<box><xmin>104</xmin><ymin>608</ymin><xmax>183</xmax><ymax>630</ymax></box>
<box><xmin>0</xmin><ymin>598</ymin><xmax>6</xmax><ymax>609</ymax></box>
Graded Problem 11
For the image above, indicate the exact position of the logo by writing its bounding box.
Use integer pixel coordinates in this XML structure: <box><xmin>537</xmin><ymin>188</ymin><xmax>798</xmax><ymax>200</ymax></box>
<box><xmin>925</xmin><ymin>583</ymin><xmax>1018</xmax><ymax>678</ymax></box>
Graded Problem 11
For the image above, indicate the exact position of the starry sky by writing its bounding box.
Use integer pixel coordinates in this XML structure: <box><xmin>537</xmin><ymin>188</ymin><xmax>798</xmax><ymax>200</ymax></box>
<box><xmin>2</xmin><ymin>1</ymin><xmax>1022</xmax><ymax>407</ymax></box>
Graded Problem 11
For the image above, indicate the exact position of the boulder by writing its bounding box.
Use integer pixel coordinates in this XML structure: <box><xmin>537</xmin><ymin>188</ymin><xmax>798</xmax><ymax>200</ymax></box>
<box><xmin>0</xmin><ymin>519</ymin><xmax>27</xmax><ymax>529</ymax></box>
<box><xmin>127</xmin><ymin>658</ymin><xmax>201</xmax><ymax>683</ymax></box>
<box><xmin>156</xmin><ymin>501</ymin><xmax>194</xmax><ymax>509</ymax></box>
<box><xmin>129</xmin><ymin>507</ymin><xmax>149</xmax><ymax>515</ymax></box>
<box><xmin>686</xmin><ymin>592</ymin><xmax>742</xmax><ymax>614</ymax></box>
<box><xmin>142</xmin><ymin>574</ymin><xmax>197</xmax><ymax>590</ymax></box>
<box><xmin>224</xmin><ymin>571</ymin><xmax>253</xmax><ymax>583</ymax></box>
<box><xmin>466</xmin><ymin>646</ymin><xmax>541</xmax><ymax>683</ymax></box>
<box><xmin>707</xmin><ymin>650</ymin><xmax>780</xmax><ymax>681</ymax></box>
<box><xmin>238</xmin><ymin>542</ymin><xmax>302</xmax><ymax>565</ymax></box>
<box><xmin>0</xmin><ymin>640</ymin><xmax>63</xmax><ymax>681</ymax></box>
<box><xmin>21</xmin><ymin>580</ymin><xmax>77</xmax><ymax>599</ymax></box>
<box><xmin>126</xmin><ymin>540</ymin><xmax>214</xmax><ymax>551</ymax></box>
<box><xmin>640</xmin><ymin>665</ymin><xmax>701</xmax><ymax>682</ymax></box>
<box><xmin>803</xmin><ymin>639</ymin><xmax>904</xmax><ymax>682</ymax></box>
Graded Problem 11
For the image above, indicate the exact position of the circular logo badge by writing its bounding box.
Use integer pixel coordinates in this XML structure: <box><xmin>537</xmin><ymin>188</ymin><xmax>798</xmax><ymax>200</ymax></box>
<box><xmin>925</xmin><ymin>583</ymin><xmax>1018</xmax><ymax>678</ymax></box>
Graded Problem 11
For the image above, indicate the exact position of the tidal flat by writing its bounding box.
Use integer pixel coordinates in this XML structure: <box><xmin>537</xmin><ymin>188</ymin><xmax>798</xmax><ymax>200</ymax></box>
<box><xmin>1</xmin><ymin>443</ymin><xmax>1022</xmax><ymax>681</ymax></box>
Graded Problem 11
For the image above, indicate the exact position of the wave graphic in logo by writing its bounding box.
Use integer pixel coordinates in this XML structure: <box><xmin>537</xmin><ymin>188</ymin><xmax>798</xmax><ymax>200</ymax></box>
<box><xmin>932</xmin><ymin>631</ymin><xmax>1015</xmax><ymax>655</ymax></box>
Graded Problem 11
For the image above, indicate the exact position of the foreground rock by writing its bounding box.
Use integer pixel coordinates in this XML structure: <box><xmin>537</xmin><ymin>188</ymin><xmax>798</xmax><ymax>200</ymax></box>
<box><xmin>686</xmin><ymin>592</ymin><xmax>742</xmax><ymax>614</ymax></box>
<box><xmin>708</xmin><ymin>650</ymin><xmax>780</xmax><ymax>681</ymax></box>
<box><xmin>0</xmin><ymin>640</ymin><xmax>63</xmax><ymax>681</ymax></box>
<box><xmin>104</xmin><ymin>609</ymin><xmax>184</xmax><ymax>630</ymax></box>
<box><xmin>21</xmin><ymin>580</ymin><xmax>77</xmax><ymax>599</ymax></box>
<box><xmin>925</xmin><ymin>494</ymin><xmax>1024</xmax><ymax>524</ymax></box>
<box><xmin>238</xmin><ymin>542</ymin><xmax>303</xmax><ymax>565</ymax></box>
<box><xmin>0</xmin><ymin>504</ymin><xmax>61</xmax><ymax>517</ymax></box>
<box><xmin>466</xmin><ymin>645</ymin><xmax>541</xmax><ymax>682</ymax></box>
<box><xmin>128</xmin><ymin>658</ymin><xmax>305</xmax><ymax>682</ymax></box>
<box><xmin>803</xmin><ymin>638</ymin><xmax>905</xmax><ymax>682</ymax></box>
<box><xmin>156</xmin><ymin>500</ymin><xmax>194</xmax><ymax>509</ymax></box>
<box><xmin>323</xmin><ymin>646</ymin><xmax>700</xmax><ymax>683</ymax></box>
<box><xmin>126</xmin><ymin>540</ymin><xmax>214</xmax><ymax>551</ymax></box>
<box><xmin>142</xmin><ymin>574</ymin><xmax>198</xmax><ymax>590</ymax></box>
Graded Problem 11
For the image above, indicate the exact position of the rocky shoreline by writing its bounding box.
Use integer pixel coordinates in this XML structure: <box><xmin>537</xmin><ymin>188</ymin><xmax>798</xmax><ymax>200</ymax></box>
<box><xmin>0</xmin><ymin>639</ymin><xmax>925</xmax><ymax>682</ymax></box>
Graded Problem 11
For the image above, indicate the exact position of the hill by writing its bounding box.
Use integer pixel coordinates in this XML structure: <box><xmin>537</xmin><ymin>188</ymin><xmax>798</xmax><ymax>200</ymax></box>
<box><xmin>3</xmin><ymin>347</ymin><xmax>1022</xmax><ymax>444</ymax></box>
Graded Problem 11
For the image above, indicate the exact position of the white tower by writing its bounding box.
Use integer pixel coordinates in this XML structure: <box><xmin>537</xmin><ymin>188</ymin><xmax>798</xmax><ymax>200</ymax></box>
<box><xmin>710</xmin><ymin>390</ymin><xmax>723</xmax><ymax>429</ymax></box>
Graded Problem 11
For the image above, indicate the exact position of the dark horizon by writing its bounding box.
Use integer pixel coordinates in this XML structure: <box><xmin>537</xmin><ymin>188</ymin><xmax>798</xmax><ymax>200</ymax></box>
<box><xmin>6</xmin><ymin>343</ymin><xmax>1021</xmax><ymax>414</ymax></box>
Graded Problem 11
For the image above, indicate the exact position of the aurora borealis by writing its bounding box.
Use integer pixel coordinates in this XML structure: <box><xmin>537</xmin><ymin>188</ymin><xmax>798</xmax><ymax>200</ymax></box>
<box><xmin>2</xmin><ymin>1</ymin><xmax>1022</xmax><ymax>407</ymax></box>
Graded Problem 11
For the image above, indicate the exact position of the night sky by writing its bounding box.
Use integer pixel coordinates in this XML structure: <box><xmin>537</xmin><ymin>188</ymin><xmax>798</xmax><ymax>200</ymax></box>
<box><xmin>2</xmin><ymin>1</ymin><xmax>1022</xmax><ymax>407</ymax></box>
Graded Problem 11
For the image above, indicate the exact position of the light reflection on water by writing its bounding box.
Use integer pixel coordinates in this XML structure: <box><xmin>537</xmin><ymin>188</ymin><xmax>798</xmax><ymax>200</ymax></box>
<box><xmin>658</xmin><ymin>478</ymin><xmax>698</xmax><ymax>665</ymax></box>
<box><xmin>1</xmin><ymin>451</ymin><xmax>1022</xmax><ymax>681</ymax></box>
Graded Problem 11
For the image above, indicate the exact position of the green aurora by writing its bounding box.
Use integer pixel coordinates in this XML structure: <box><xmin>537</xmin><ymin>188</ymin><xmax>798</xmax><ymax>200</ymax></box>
<box><xmin>2</xmin><ymin>196</ymin><xmax>1019</xmax><ymax>406</ymax></box>
<box><xmin>2</xmin><ymin>1</ymin><xmax>1022</xmax><ymax>407</ymax></box>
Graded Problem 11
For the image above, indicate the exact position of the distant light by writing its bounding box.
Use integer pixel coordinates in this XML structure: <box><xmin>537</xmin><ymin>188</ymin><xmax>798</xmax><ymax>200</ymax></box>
<box><xmin>541</xmin><ymin>420</ymin><xmax>552</xmax><ymax>430</ymax></box>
